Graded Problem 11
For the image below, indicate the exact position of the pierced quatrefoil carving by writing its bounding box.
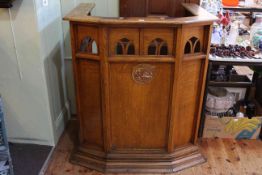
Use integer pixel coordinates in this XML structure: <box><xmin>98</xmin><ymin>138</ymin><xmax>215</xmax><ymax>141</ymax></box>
<box><xmin>80</xmin><ymin>36</ymin><xmax>98</xmax><ymax>54</ymax></box>
<box><xmin>148</xmin><ymin>38</ymin><xmax>168</xmax><ymax>55</ymax></box>
<box><xmin>184</xmin><ymin>37</ymin><xmax>201</xmax><ymax>54</ymax></box>
<box><xmin>115</xmin><ymin>38</ymin><xmax>135</xmax><ymax>55</ymax></box>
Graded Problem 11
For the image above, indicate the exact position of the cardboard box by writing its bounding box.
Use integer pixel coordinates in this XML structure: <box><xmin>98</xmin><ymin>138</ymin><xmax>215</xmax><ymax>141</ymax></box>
<box><xmin>203</xmin><ymin>115</ymin><xmax>262</xmax><ymax>139</ymax></box>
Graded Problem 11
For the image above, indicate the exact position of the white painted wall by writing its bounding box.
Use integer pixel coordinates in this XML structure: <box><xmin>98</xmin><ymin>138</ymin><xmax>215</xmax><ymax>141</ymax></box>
<box><xmin>35</xmin><ymin>0</ymin><xmax>70</xmax><ymax>143</ymax></box>
<box><xmin>0</xmin><ymin>0</ymin><xmax>69</xmax><ymax>146</ymax></box>
<box><xmin>0</xmin><ymin>0</ymin><xmax>118</xmax><ymax>146</ymax></box>
<box><xmin>62</xmin><ymin>0</ymin><xmax>119</xmax><ymax>114</ymax></box>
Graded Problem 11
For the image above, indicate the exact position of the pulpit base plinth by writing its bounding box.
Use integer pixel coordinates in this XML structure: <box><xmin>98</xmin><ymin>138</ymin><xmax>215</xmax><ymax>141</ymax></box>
<box><xmin>70</xmin><ymin>145</ymin><xmax>206</xmax><ymax>173</ymax></box>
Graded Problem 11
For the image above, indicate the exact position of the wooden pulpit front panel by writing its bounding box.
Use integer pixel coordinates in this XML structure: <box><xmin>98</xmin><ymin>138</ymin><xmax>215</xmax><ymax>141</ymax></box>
<box><xmin>72</xmin><ymin>24</ymin><xmax>210</xmax><ymax>152</ymax></box>
<box><xmin>108</xmin><ymin>28</ymin><xmax>175</xmax><ymax>150</ymax></box>
<box><xmin>109</xmin><ymin>63</ymin><xmax>173</xmax><ymax>150</ymax></box>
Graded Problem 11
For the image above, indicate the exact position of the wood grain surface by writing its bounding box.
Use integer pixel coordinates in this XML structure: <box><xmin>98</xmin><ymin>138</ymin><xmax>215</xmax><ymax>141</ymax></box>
<box><xmin>45</xmin><ymin>120</ymin><xmax>262</xmax><ymax>175</ymax></box>
<box><xmin>64</xmin><ymin>3</ymin><xmax>217</xmax><ymax>25</ymax></box>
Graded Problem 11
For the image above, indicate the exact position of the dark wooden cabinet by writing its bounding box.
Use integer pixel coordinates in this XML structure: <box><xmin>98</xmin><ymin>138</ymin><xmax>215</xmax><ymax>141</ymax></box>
<box><xmin>120</xmin><ymin>0</ymin><xmax>200</xmax><ymax>17</ymax></box>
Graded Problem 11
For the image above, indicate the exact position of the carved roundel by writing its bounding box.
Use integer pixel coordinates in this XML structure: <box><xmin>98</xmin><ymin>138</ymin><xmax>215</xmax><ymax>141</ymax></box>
<box><xmin>132</xmin><ymin>64</ymin><xmax>155</xmax><ymax>84</ymax></box>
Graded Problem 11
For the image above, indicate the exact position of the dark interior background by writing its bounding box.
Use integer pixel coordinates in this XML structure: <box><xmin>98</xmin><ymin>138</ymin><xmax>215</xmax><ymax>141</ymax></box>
<box><xmin>120</xmin><ymin>0</ymin><xmax>200</xmax><ymax>17</ymax></box>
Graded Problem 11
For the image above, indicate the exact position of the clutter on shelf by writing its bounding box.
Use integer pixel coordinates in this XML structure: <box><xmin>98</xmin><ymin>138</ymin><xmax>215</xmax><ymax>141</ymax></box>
<box><xmin>250</xmin><ymin>14</ymin><xmax>262</xmax><ymax>49</ymax></box>
<box><xmin>203</xmin><ymin>86</ymin><xmax>262</xmax><ymax>139</ymax></box>
<box><xmin>210</xmin><ymin>44</ymin><xmax>259</xmax><ymax>58</ymax></box>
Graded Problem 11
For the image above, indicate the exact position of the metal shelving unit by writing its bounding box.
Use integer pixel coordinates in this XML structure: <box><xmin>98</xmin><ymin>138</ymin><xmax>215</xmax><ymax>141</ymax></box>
<box><xmin>208</xmin><ymin>81</ymin><xmax>254</xmax><ymax>87</ymax></box>
<box><xmin>0</xmin><ymin>96</ymin><xmax>14</xmax><ymax>175</ymax></box>
<box><xmin>199</xmin><ymin>58</ymin><xmax>262</xmax><ymax>137</ymax></box>
<box><xmin>223</xmin><ymin>5</ymin><xmax>262</xmax><ymax>25</ymax></box>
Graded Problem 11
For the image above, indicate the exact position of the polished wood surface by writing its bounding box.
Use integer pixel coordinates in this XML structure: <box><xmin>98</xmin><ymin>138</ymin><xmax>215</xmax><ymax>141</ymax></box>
<box><xmin>63</xmin><ymin>3</ymin><xmax>217</xmax><ymax>25</ymax></box>
<box><xmin>109</xmin><ymin>63</ymin><xmax>172</xmax><ymax>150</ymax></box>
<box><xmin>64</xmin><ymin>3</ymin><xmax>217</xmax><ymax>173</ymax></box>
<box><xmin>45</xmin><ymin>120</ymin><xmax>262</xmax><ymax>175</ymax></box>
<box><xmin>77</xmin><ymin>60</ymin><xmax>103</xmax><ymax>148</ymax></box>
<box><xmin>64</xmin><ymin>3</ymin><xmax>95</xmax><ymax>19</ymax></box>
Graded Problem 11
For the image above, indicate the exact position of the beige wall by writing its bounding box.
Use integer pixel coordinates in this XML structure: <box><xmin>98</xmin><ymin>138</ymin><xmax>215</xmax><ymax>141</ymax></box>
<box><xmin>62</xmin><ymin>0</ymin><xmax>119</xmax><ymax>114</ymax></box>
<box><xmin>0</xmin><ymin>0</ymin><xmax>69</xmax><ymax>146</ymax></box>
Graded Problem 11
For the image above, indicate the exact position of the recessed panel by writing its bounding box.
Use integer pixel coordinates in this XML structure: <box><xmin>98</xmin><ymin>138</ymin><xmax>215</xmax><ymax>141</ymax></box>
<box><xmin>77</xmin><ymin>60</ymin><xmax>103</xmax><ymax>148</ymax></box>
<box><xmin>109</xmin><ymin>63</ymin><xmax>173</xmax><ymax>150</ymax></box>
<box><xmin>173</xmin><ymin>59</ymin><xmax>204</xmax><ymax>147</ymax></box>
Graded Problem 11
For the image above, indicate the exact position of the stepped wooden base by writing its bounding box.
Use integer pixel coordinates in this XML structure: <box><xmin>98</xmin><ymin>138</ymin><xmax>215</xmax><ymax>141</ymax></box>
<box><xmin>70</xmin><ymin>144</ymin><xmax>206</xmax><ymax>173</ymax></box>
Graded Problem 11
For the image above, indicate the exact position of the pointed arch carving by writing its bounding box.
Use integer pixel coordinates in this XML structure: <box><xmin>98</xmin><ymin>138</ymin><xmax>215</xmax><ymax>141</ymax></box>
<box><xmin>148</xmin><ymin>38</ymin><xmax>168</xmax><ymax>55</ymax></box>
<box><xmin>184</xmin><ymin>37</ymin><xmax>201</xmax><ymax>54</ymax></box>
<box><xmin>115</xmin><ymin>38</ymin><xmax>135</xmax><ymax>55</ymax></box>
<box><xmin>80</xmin><ymin>36</ymin><xmax>98</xmax><ymax>54</ymax></box>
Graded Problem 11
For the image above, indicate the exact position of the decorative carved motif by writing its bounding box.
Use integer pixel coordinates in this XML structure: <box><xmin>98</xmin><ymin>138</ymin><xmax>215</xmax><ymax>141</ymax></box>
<box><xmin>184</xmin><ymin>37</ymin><xmax>201</xmax><ymax>54</ymax></box>
<box><xmin>148</xmin><ymin>38</ymin><xmax>168</xmax><ymax>55</ymax></box>
<box><xmin>116</xmin><ymin>38</ymin><xmax>135</xmax><ymax>55</ymax></box>
<box><xmin>132</xmin><ymin>64</ymin><xmax>155</xmax><ymax>84</ymax></box>
<box><xmin>80</xmin><ymin>36</ymin><xmax>98</xmax><ymax>54</ymax></box>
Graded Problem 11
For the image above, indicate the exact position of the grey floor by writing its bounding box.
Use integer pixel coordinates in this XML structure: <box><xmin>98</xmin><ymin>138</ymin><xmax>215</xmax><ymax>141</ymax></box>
<box><xmin>9</xmin><ymin>143</ymin><xmax>52</xmax><ymax>175</ymax></box>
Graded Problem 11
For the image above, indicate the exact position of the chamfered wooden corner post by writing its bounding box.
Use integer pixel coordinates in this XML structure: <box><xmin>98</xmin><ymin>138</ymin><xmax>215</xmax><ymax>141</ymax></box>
<box><xmin>64</xmin><ymin>3</ymin><xmax>217</xmax><ymax>173</ymax></box>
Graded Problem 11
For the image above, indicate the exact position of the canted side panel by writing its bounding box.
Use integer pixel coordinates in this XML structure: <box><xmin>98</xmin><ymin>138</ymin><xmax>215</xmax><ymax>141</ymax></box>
<box><xmin>76</xmin><ymin>26</ymin><xmax>99</xmax><ymax>54</ymax></box>
<box><xmin>173</xmin><ymin>59</ymin><xmax>204</xmax><ymax>147</ymax></box>
<box><xmin>109</xmin><ymin>63</ymin><xmax>173</xmax><ymax>150</ymax></box>
<box><xmin>77</xmin><ymin>60</ymin><xmax>103</xmax><ymax>148</ymax></box>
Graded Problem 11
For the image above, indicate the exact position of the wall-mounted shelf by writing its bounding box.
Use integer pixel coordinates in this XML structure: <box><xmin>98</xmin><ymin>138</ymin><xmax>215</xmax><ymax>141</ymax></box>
<box><xmin>0</xmin><ymin>0</ymin><xmax>14</xmax><ymax>8</ymax></box>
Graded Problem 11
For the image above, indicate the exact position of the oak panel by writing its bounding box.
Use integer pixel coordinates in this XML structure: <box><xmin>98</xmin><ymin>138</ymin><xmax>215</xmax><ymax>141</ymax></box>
<box><xmin>141</xmin><ymin>28</ymin><xmax>174</xmax><ymax>56</ymax></box>
<box><xmin>109</xmin><ymin>63</ymin><xmax>173</xmax><ymax>149</ymax></box>
<box><xmin>173</xmin><ymin>59</ymin><xmax>204</xmax><ymax>147</ymax></box>
<box><xmin>183</xmin><ymin>26</ymin><xmax>204</xmax><ymax>55</ymax></box>
<box><xmin>76</xmin><ymin>26</ymin><xmax>99</xmax><ymax>54</ymax></box>
<box><xmin>77</xmin><ymin>60</ymin><xmax>103</xmax><ymax>148</ymax></box>
<box><xmin>109</xmin><ymin>28</ymin><xmax>140</xmax><ymax>56</ymax></box>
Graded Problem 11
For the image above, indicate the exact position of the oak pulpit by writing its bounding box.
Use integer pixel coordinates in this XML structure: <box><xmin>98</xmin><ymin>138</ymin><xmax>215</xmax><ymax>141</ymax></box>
<box><xmin>64</xmin><ymin>3</ymin><xmax>217</xmax><ymax>173</ymax></box>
